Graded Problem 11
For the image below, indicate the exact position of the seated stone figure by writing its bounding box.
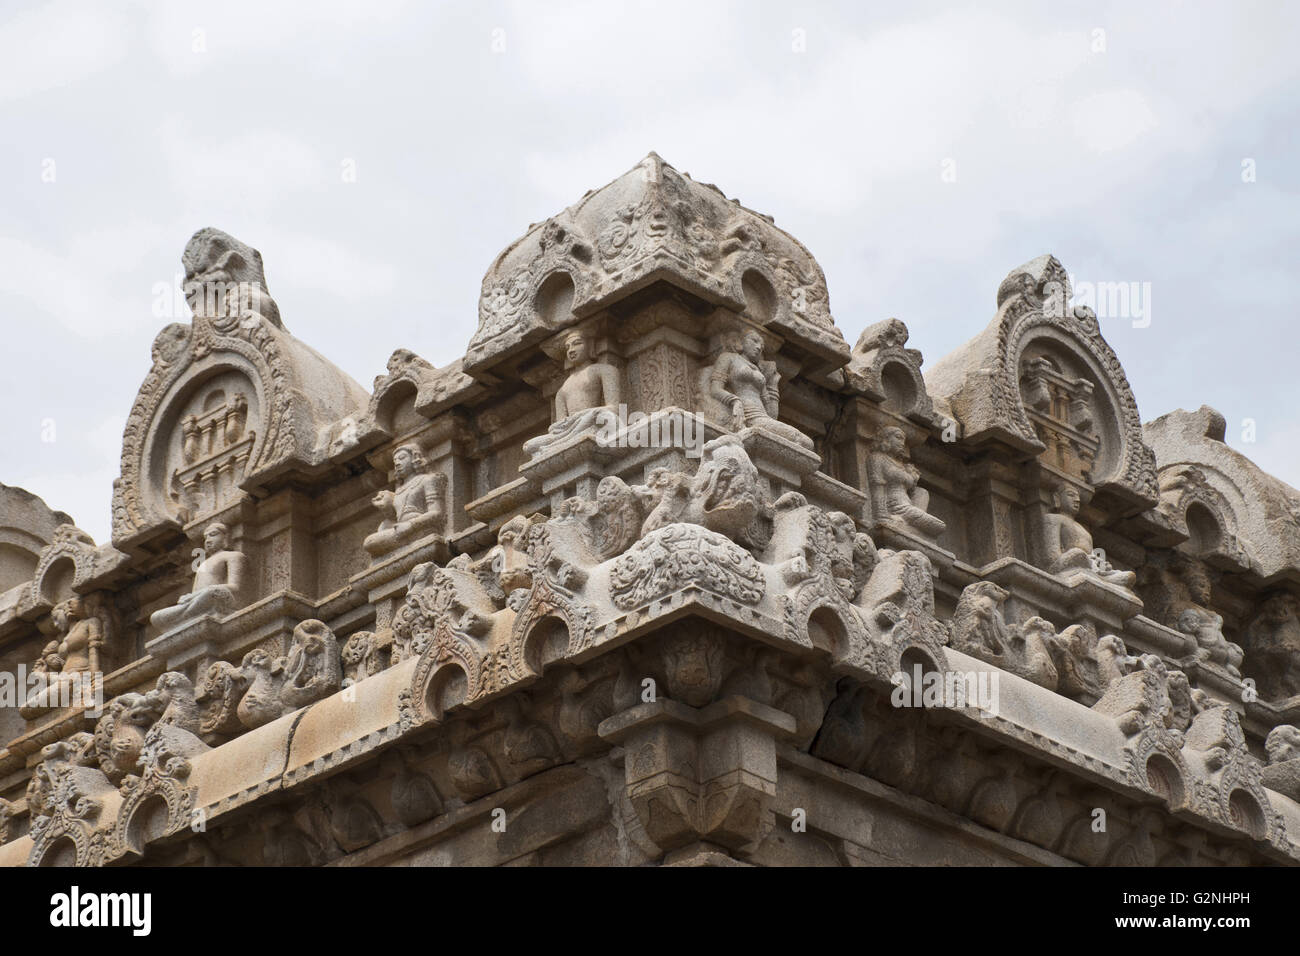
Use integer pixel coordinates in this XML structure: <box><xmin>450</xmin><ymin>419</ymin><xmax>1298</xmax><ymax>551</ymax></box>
<box><xmin>20</xmin><ymin>596</ymin><xmax>106</xmax><ymax>717</ymax></box>
<box><xmin>868</xmin><ymin>426</ymin><xmax>945</xmax><ymax>539</ymax></box>
<box><xmin>702</xmin><ymin>329</ymin><xmax>812</xmax><ymax>448</ymax></box>
<box><xmin>1245</xmin><ymin>594</ymin><xmax>1300</xmax><ymax>699</ymax></box>
<box><xmin>1262</xmin><ymin>725</ymin><xmax>1300</xmax><ymax>801</ymax></box>
<box><xmin>1168</xmin><ymin>556</ymin><xmax>1244</xmax><ymax>677</ymax></box>
<box><xmin>523</xmin><ymin>328</ymin><xmax>622</xmax><ymax>458</ymax></box>
<box><xmin>1040</xmin><ymin>482</ymin><xmax>1135</xmax><ymax>588</ymax></box>
<box><xmin>150</xmin><ymin>522</ymin><xmax>250</xmax><ymax>632</ymax></box>
<box><xmin>363</xmin><ymin>443</ymin><xmax>448</xmax><ymax>558</ymax></box>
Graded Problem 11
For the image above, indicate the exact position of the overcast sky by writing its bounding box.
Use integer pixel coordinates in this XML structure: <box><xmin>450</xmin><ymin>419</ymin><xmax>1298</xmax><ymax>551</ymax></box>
<box><xmin>3</xmin><ymin>0</ymin><xmax>1297</xmax><ymax>545</ymax></box>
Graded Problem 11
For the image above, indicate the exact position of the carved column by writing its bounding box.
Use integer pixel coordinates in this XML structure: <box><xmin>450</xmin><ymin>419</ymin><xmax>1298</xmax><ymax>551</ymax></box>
<box><xmin>599</xmin><ymin>695</ymin><xmax>793</xmax><ymax>857</ymax></box>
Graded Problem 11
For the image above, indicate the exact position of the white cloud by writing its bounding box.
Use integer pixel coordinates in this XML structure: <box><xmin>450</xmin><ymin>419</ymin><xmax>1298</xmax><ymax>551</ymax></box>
<box><xmin>1071</xmin><ymin>89</ymin><xmax>1157</xmax><ymax>153</ymax></box>
<box><xmin>1</xmin><ymin>0</ymin><xmax>1298</xmax><ymax>534</ymax></box>
<box><xmin>0</xmin><ymin>1</ymin><xmax>131</xmax><ymax>102</ymax></box>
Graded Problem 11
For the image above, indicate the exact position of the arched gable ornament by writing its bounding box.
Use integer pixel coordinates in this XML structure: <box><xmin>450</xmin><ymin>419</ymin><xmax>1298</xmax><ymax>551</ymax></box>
<box><xmin>25</xmin><ymin>737</ymin><xmax>117</xmax><ymax>868</ymax></box>
<box><xmin>849</xmin><ymin>318</ymin><xmax>945</xmax><ymax>428</ymax></box>
<box><xmin>362</xmin><ymin>348</ymin><xmax>480</xmax><ymax>440</ymax></box>
<box><xmin>467</xmin><ymin>154</ymin><xmax>848</xmax><ymax>377</ymax></box>
<box><xmin>27</xmin><ymin>524</ymin><xmax>99</xmax><ymax>607</ymax></box>
<box><xmin>935</xmin><ymin>255</ymin><xmax>1157</xmax><ymax>506</ymax></box>
<box><xmin>112</xmin><ymin>317</ymin><xmax>290</xmax><ymax>545</ymax></box>
<box><xmin>469</xmin><ymin>216</ymin><xmax>595</xmax><ymax>368</ymax></box>
<box><xmin>396</xmin><ymin>561</ymin><xmax>525</xmax><ymax>723</ymax></box>
<box><xmin>113</xmin><ymin>229</ymin><xmax>369</xmax><ymax>548</ymax></box>
<box><xmin>109</xmin><ymin>724</ymin><xmax>206</xmax><ymax>862</ymax></box>
<box><xmin>1156</xmin><ymin>464</ymin><xmax>1260</xmax><ymax>571</ymax></box>
<box><xmin>1145</xmin><ymin>406</ymin><xmax>1300</xmax><ymax>580</ymax></box>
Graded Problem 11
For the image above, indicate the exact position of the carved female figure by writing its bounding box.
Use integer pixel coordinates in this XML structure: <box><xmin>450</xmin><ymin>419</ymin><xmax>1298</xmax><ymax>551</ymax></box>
<box><xmin>20</xmin><ymin>596</ymin><xmax>107</xmax><ymax>717</ymax></box>
<box><xmin>710</xmin><ymin>331</ymin><xmax>779</xmax><ymax>427</ymax></box>
<box><xmin>705</xmin><ymin>330</ymin><xmax>810</xmax><ymax>447</ymax></box>
<box><xmin>54</xmin><ymin>595</ymin><xmax>103</xmax><ymax>676</ymax></box>
<box><xmin>868</xmin><ymin>426</ymin><xmax>946</xmax><ymax>539</ymax></box>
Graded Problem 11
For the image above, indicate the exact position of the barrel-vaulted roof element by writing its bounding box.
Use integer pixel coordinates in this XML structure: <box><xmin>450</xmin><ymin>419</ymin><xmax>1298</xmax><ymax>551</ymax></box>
<box><xmin>925</xmin><ymin>253</ymin><xmax>1158</xmax><ymax>510</ymax></box>
<box><xmin>112</xmin><ymin>228</ymin><xmax>371</xmax><ymax>550</ymax></box>
<box><xmin>466</xmin><ymin>152</ymin><xmax>849</xmax><ymax>376</ymax></box>
<box><xmin>1146</xmin><ymin>405</ymin><xmax>1300</xmax><ymax>583</ymax></box>
<box><xmin>0</xmin><ymin>485</ymin><xmax>73</xmax><ymax>595</ymax></box>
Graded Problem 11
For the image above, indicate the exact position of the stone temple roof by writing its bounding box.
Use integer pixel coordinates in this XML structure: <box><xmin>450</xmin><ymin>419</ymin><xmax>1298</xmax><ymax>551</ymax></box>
<box><xmin>467</xmin><ymin>152</ymin><xmax>848</xmax><ymax>375</ymax></box>
<box><xmin>1145</xmin><ymin>406</ymin><xmax>1300</xmax><ymax>583</ymax></box>
<box><xmin>0</xmin><ymin>484</ymin><xmax>74</xmax><ymax>596</ymax></box>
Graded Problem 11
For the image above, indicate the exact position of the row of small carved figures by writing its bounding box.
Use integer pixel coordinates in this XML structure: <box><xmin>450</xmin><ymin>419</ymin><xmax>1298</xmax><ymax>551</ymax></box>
<box><xmin>9</xmin><ymin>613</ymin><xmax>1300</xmax><ymax>852</ymax></box>
<box><xmin>8</xmin><ymin>542</ymin><xmax>1300</xmax><ymax>850</ymax></box>
<box><xmin>11</xmin><ymin>435</ymin><xmax>1300</xmax><ymax>836</ymax></box>
<box><xmin>7</xmin><ymin>617</ymin><xmax>360</xmax><ymax>844</ymax></box>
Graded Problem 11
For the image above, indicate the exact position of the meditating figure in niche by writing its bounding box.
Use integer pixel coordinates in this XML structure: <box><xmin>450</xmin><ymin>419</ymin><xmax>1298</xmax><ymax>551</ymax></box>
<box><xmin>1040</xmin><ymin>482</ymin><xmax>1135</xmax><ymax>588</ymax></box>
<box><xmin>1244</xmin><ymin>594</ymin><xmax>1300</xmax><ymax>699</ymax></box>
<box><xmin>150</xmin><ymin>522</ymin><xmax>251</xmax><ymax>632</ymax></box>
<box><xmin>868</xmin><ymin>426</ymin><xmax>946</xmax><ymax>539</ymax></box>
<box><xmin>705</xmin><ymin>330</ymin><xmax>811</xmax><ymax>447</ymax></box>
<box><xmin>363</xmin><ymin>443</ymin><xmax>448</xmax><ymax>557</ymax></box>
<box><xmin>523</xmin><ymin>328</ymin><xmax>622</xmax><ymax>458</ymax></box>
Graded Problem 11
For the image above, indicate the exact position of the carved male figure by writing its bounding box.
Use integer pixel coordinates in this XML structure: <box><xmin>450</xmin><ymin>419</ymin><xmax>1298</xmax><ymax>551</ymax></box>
<box><xmin>1040</xmin><ymin>482</ymin><xmax>1135</xmax><ymax>588</ymax></box>
<box><xmin>868</xmin><ymin>426</ymin><xmax>946</xmax><ymax>539</ymax></box>
<box><xmin>363</xmin><ymin>443</ymin><xmax>448</xmax><ymax>557</ymax></box>
<box><xmin>150</xmin><ymin>522</ymin><xmax>251</xmax><ymax>632</ymax></box>
<box><xmin>523</xmin><ymin>328</ymin><xmax>622</xmax><ymax>458</ymax></box>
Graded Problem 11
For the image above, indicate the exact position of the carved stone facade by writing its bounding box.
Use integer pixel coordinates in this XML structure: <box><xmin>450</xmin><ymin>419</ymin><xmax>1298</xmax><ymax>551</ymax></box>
<box><xmin>3</xmin><ymin>156</ymin><xmax>1300</xmax><ymax>867</ymax></box>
